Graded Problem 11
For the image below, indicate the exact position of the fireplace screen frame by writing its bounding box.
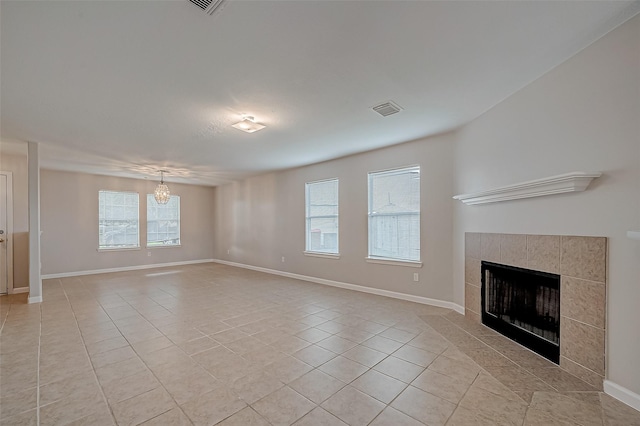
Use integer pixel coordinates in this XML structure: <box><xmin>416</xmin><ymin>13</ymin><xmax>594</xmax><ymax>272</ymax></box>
<box><xmin>481</xmin><ymin>261</ymin><xmax>560</xmax><ymax>363</ymax></box>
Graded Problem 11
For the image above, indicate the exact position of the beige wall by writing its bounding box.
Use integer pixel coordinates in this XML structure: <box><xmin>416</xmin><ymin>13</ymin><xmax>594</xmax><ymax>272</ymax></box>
<box><xmin>453</xmin><ymin>15</ymin><xmax>640</xmax><ymax>395</ymax></box>
<box><xmin>0</xmin><ymin>153</ymin><xmax>29</xmax><ymax>288</ymax></box>
<box><xmin>212</xmin><ymin>14</ymin><xmax>640</xmax><ymax>397</ymax></box>
<box><xmin>214</xmin><ymin>132</ymin><xmax>455</xmax><ymax>302</ymax></box>
<box><xmin>40</xmin><ymin>170</ymin><xmax>216</xmax><ymax>275</ymax></box>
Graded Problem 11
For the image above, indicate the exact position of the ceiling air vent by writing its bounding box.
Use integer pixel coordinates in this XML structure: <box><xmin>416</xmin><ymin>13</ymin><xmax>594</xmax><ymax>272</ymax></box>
<box><xmin>187</xmin><ymin>0</ymin><xmax>227</xmax><ymax>15</ymax></box>
<box><xmin>372</xmin><ymin>101</ymin><xmax>403</xmax><ymax>117</ymax></box>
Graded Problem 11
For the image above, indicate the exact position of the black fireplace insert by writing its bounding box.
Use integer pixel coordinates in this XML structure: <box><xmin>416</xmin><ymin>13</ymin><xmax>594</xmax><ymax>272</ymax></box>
<box><xmin>481</xmin><ymin>261</ymin><xmax>560</xmax><ymax>363</ymax></box>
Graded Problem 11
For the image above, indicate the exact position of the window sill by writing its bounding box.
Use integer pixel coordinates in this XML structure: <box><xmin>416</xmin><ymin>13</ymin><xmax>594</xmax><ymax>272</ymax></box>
<box><xmin>146</xmin><ymin>244</ymin><xmax>182</xmax><ymax>249</ymax></box>
<box><xmin>365</xmin><ymin>257</ymin><xmax>422</xmax><ymax>268</ymax></box>
<box><xmin>97</xmin><ymin>247</ymin><xmax>141</xmax><ymax>252</ymax></box>
<box><xmin>304</xmin><ymin>251</ymin><xmax>340</xmax><ymax>259</ymax></box>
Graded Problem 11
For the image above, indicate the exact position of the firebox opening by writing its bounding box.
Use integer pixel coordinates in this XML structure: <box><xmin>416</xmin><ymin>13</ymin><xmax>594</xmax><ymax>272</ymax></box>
<box><xmin>481</xmin><ymin>261</ymin><xmax>560</xmax><ymax>364</ymax></box>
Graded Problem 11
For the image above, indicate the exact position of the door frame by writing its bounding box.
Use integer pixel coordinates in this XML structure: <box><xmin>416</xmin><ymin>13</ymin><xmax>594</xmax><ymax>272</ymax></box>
<box><xmin>0</xmin><ymin>171</ymin><xmax>14</xmax><ymax>294</ymax></box>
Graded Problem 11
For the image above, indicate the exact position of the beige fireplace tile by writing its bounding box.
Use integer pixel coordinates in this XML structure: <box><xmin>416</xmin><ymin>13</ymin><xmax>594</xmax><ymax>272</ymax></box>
<box><xmin>561</xmin><ymin>277</ymin><xmax>606</xmax><ymax>329</ymax></box>
<box><xmin>482</xmin><ymin>366</ymin><xmax>554</xmax><ymax>393</ymax></box>
<box><xmin>527</xmin><ymin>235</ymin><xmax>560</xmax><ymax>274</ymax></box>
<box><xmin>465</xmin><ymin>233</ymin><xmax>481</xmax><ymax>260</ymax></box>
<box><xmin>559</xmin><ymin>356</ymin><xmax>603</xmax><ymax>391</ymax></box>
<box><xmin>465</xmin><ymin>258</ymin><xmax>481</xmax><ymax>286</ymax></box>
<box><xmin>560</xmin><ymin>318</ymin><xmax>604</xmax><ymax>376</ymax></box>
<box><xmin>528</xmin><ymin>367</ymin><xmax>595</xmax><ymax>392</ymax></box>
<box><xmin>465</xmin><ymin>284</ymin><xmax>481</xmax><ymax>316</ymax></box>
<box><xmin>528</xmin><ymin>392</ymin><xmax>604</xmax><ymax>426</ymax></box>
<box><xmin>465</xmin><ymin>309</ymin><xmax>480</xmax><ymax>324</ymax></box>
<box><xmin>500</xmin><ymin>234</ymin><xmax>527</xmax><ymax>268</ymax></box>
<box><xmin>481</xmin><ymin>233</ymin><xmax>501</xmax><ymax>263</ymax></box>
<box><xmin>560</xmin><ymin>236</ymin><xmax>607</xmax><ymax>282</ymax></box>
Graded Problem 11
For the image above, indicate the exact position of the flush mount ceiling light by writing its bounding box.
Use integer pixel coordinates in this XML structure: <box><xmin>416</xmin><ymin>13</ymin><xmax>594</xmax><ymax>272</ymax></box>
<box><xmin>231</xmin><ymin>116</ymin><xmax>266</xmax><ymax>133</ymax></box>
<box><xmin>154</xmin><ymin>170</ymin><xmax>171</xmax><ymax>204</ymax></box>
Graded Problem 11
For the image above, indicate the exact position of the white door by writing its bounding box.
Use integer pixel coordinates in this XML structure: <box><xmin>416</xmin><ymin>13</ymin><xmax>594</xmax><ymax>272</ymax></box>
<box><xmin>0</xmin><ymin>174</ymin><xmax>7</xmax><ymax>294</ymax></box>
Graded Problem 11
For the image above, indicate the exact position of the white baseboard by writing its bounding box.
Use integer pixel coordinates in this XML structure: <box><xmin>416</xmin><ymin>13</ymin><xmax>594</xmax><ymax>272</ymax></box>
<box><xmin>604</xmin><ymin>380</ymin><xmax>640</xmax><ymax>412</ymax></box>
<box><xmin>212</xmin><ymin>259</ymin><xmax>463</xmax><ymax>313</ymax></box>
<box><xmin>41</xmin><ymin>259</ymin><xmax>215</xmax><ymax>279</ymax></box>
<box><xmin>28</xmin><ymin>295</ymin><xmax>42</xmax><ymax>304</ymax></box>
<box><xmin>451</xmin><ymin>303</ymin><xmax>465</xmax><ymax>315</ymax></box>
<box><xmin>10</xmin><ymin>287</ymin><xmax>30</xmax><ymax>294</ymax></box>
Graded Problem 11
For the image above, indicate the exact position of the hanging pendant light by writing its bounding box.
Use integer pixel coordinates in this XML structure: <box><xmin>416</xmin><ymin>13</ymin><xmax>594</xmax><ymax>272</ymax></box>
<box><xmin>154</xmin><ymin>170</ymin><xmax>170</xmax><ymax>204</ymax></box>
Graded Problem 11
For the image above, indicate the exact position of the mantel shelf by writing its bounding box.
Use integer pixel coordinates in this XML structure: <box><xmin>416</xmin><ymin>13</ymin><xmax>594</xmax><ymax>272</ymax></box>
<box><xmin>628</xmin><ymin>231</ymin><xmax>640</xmax><ymax>241</ymax></box>
<box><xmin>453</xmin><ymin>171</ymin><xmax>602</xmax><ymax>205</ymax></box>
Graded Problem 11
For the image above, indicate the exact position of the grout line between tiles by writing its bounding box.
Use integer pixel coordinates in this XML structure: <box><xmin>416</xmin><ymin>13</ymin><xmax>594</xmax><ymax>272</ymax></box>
<box><xmin>36</xmin><ymin>303</ymin><xmax>42</xmax><ymax>426</ymax></box>
<box><xmin>106</xmin><ymin>295</ymin><xmax>199</xmax><ymax>424</ymax></box>
<box><xmin>560</xmin><ymin>314</ymin><xmax>605</xmax><ymax>331</ymax></box>
<box><xmin>0</xmin><ymin>300</ymin><xmax>9</xmax><ymax>335</ymax></box>
<box><xmin>59</xmin><ymin>277</ymin><xmax>119</xmax><ymax>426</ymax></box>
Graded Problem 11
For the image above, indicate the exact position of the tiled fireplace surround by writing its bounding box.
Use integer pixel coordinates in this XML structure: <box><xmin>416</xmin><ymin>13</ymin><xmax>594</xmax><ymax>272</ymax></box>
<box><xmin>464</xmin><ymin>233</ymin><xmax>607</xmax><ymax>390</ymax></box>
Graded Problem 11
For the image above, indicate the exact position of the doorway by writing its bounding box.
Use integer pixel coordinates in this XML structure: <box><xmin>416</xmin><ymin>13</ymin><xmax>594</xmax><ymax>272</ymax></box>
<box><xmin>0</xmin><ymin>171</ymin><xmax>14</xmax><ymax>295</ymax></box>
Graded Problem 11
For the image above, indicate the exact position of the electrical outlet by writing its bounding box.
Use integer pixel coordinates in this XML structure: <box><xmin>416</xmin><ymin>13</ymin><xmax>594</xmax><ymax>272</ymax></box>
<box><xmin>227</xmin><ymin>249</ymin><xmax>230</xmax><ymax>255</ymax></box>
<box><xmin>281</xmin><ymin>256</ymin><xmax>285</xmax><ymax>263</ymax></box>
<box><xmin>413</xmin><ymin>273</ymin><xmax>419</xmax><ymax>282</ymax></box>
<box><xmin>147</xmin><ymin>251</ymin><xmax>151</xmax><ymax>257</ymax></box>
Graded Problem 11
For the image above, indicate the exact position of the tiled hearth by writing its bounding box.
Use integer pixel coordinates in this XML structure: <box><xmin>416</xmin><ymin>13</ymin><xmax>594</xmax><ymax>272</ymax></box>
<box><xmin>464</xmin><ymin>233</ymin><xmax>607</xmax><ymax>390</ymax></box>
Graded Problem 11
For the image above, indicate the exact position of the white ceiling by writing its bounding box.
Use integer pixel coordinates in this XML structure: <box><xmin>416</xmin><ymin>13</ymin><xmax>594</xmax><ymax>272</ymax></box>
<box><xmin>2</xmin><ymin>1</ymin><xmax>639</xmax><ymax>186</ymax></box>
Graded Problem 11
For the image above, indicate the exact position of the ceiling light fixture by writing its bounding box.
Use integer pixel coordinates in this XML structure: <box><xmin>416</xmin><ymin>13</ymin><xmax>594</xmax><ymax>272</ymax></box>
<box><xmin>231</xmin><ymin>116</ymin><xmax>266</xmax><ymax>133</ymax></box>
<box><xmin>154</xmin><ymin>170</ymin><xmax>171</xmax><ymax>204</ymax></box>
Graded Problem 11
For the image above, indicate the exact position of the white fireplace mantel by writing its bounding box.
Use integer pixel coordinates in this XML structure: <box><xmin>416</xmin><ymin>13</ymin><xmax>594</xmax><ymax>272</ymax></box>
<box><xmin>453</xmin><ymin>171</ymin><xmax>602</xmax><ymax>205</ymax></box>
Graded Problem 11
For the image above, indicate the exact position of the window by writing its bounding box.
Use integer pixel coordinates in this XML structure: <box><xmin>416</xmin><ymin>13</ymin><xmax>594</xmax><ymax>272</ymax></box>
<box><xmin>305</xmin><ymin>179</ymin><xmax>339</xmax><ymax>254</ymax></box>
<box><xmin>368</xmin><ymin>166</ymin><xmax>420</xmax><ymax>262</ymax></box>
<box><xmin>147</xmin><ymin>195</ymin><xmax>180</xmax><ymax>247</ymax></box>
<box><xmin>98</xmin><ymin>191</ymin><xmax>139</xmax><ymax>249</ymax></box>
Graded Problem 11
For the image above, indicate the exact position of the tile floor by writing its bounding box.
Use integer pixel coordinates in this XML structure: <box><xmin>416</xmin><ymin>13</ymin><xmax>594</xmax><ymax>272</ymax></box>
<box><xmin>1</xmin><ymin>263</ymin><xmax>639</xmax><ymax>425</ymax></box>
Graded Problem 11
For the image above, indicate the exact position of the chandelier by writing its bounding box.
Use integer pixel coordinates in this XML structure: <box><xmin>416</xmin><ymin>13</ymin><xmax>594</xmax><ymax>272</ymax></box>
<box><xmin>154</xmin><ymin>171</ymin><xmax>170</xmax><ymax>204</ymax></box>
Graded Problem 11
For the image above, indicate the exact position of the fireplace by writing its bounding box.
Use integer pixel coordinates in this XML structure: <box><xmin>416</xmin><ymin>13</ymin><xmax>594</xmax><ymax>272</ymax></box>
<box><xmin>481</xmin><ymin>261</ymin><xmax>560</xmax><ymax>363</ymax></box>
<box><xmin>464</xmin><ymin>233</ymin><xmax>607</xmax><ymax>389</ymax></box>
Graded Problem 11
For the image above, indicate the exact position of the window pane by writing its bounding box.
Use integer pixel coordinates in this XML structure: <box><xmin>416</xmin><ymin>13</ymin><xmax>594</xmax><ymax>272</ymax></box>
<box><xmin>147</xmin><ymin>195</ymin><xmax>181</xmax><ymax>246</ymax></box>
<box><xmin>305</xmin><ymin>179</ymin><xmax>339</xmax><ymax>254</ymax></box>
<box><xmin>112</xmin><ymin>206</ymin><xmax>125</xmax><ymax>220</ymax></box>
<box><xmin>98</xmin><ymin>191</ymin><xmax>139</xmax><ymax>249</ymax></box>
<box><xmin>113</xmin><ymin>192</ymin><xmax>124</xmax><ymax>205</ymax></box>
<box><xmin>307</xmin><ymin>217</ymin><xmax>339</xmax><ymax>253</ymax></box>
<box><xmin>368</xmin><ymin>167</ymin><xmax>420</xmax><ymax>261</ymax></box>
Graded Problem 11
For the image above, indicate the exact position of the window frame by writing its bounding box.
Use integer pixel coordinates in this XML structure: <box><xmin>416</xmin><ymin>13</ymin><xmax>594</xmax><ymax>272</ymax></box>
<box><xmin>367</xmin><ymin>165</ymin><xmax>422</xmax><ymax>266</ymax></box>
<box><xmin>304</xmin><ymin>178</ymin><xmax>340</xmax><ymax>257</ymax></box>
<box><xmin>98</xmin><ymin>190</ymin><xmax>140</xmax><ymax>251</ymax></box>
<box><xmin>146</xmin><ymin>194</ymin><xmax>181</xmax><ymax>248</ymax></box>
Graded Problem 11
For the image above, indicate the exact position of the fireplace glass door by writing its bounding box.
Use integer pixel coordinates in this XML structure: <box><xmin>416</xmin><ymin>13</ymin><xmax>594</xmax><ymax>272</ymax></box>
<box><xmin>481</xmin><ymin>261</ymin><xmax>560</xmax><ymax>363</ymax></box>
